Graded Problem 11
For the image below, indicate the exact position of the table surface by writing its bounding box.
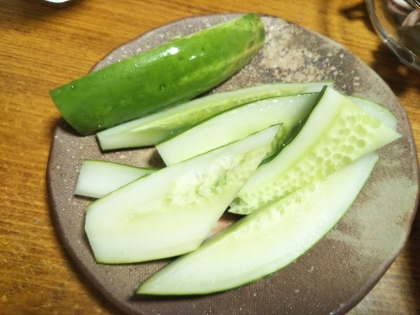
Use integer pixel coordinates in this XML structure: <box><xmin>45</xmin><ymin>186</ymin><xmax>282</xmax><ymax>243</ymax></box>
<box><xmin>1</xmin><ymin>0</ymin><xmax>419</xmax><ymax>314</ymax></box>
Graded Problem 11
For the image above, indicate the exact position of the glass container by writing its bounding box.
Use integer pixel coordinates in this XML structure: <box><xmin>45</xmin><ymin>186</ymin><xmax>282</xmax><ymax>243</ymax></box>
<box><xmin>366</xmin><ymin>0</ymin><xmax>420</xmax><ymax>71</ymax></box>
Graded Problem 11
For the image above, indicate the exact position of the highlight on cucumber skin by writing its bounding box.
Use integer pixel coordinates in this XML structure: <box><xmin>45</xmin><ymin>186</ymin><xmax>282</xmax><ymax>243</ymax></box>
<box><xmin>49</xmin><ymin>13</ymin><xmax>266</xmax><ymax>135</ymax></box>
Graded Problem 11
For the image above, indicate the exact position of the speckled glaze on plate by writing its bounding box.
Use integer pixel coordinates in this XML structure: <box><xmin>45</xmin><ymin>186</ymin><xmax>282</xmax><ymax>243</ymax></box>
<box><xmin>47</xmin><ymin>14</ymin><xmax>419</xmax><ymax>315</ymax></box>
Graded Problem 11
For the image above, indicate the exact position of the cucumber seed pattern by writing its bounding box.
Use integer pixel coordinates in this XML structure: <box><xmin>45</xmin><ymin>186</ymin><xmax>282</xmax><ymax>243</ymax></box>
<box><xmin>165</xmin><ymin>147</ymin><xmax>268</xmax><ymax>207</ymax></box>
<box><xmin>230</xmin><ymin>89</ymin><xmax>400</xmax><ymax>215</ymax></box>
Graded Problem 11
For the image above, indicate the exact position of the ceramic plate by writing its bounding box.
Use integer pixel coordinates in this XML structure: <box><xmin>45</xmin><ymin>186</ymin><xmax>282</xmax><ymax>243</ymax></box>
<box><xmin>47</xmin><ymin>14</ymin><xmax>419</xmax><ymax>315</ymax></box>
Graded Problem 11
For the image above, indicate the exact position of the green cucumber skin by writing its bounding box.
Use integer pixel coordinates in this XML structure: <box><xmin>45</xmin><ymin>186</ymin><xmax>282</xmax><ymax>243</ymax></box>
<box><xmin>229</xmin><ymin>87</ymin><xmax>401</xmax><ymax>215</ymax></box>
<box><xmin>136</xmin><ymin>154</ymin><xmax>378</xmax><ymax>296</ymax></box>
<box><xmin>50</xmin><ymin>13</ymin><xmax>265</xmax><ymax>135</ymax></box>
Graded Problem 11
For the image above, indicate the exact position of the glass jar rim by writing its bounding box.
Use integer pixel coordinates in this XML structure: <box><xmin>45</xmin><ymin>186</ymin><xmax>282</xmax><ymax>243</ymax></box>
<box><xmin>405</xmin><ymin>0</ymin><xmax>420</xmax><ymax>11</ymax></box>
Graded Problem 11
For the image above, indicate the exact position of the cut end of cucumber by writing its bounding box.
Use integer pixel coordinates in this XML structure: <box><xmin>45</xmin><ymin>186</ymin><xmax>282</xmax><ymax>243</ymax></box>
<box><xmin>74</xmin><ymin>160</ymin><xmax>158</xmax><ymax>199</ymax></box>
<box><xmin>347</xmin><ymin>95</ymin><xmax>398</xmax><ymax>130</ymax></box>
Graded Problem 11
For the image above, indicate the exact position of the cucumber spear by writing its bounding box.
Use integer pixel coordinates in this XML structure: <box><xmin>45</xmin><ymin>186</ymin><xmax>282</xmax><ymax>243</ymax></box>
<box><xmin>50</xmin><ymin>13</ymin><xmax>265</xmax><ymax>135</ymax></box>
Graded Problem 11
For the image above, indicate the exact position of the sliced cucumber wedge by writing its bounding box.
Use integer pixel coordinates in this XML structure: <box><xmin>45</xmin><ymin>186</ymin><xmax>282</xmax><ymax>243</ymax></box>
<box><xmin>156</xmin><ymin>93</ymin><xmax>320</xmax><ymax>166</ymax></box>
<box><xmin>75</xmin><ymin>160</ymin><xmax>159</xmax><ymax>198</ymax></box>
<box><xmin>347</xmin><ymin>95</ymin><xmax>397</xmax><ymax>130</ymax></box>
<box><xmin>85</xmin><ymin>125</ymin><xmax>280</xmax><ymax>264</ymax></box>
<box><xmin>136</xmin><ymin>153</ymin><xmax>379</xmax><ymax>296</ymax></box>
<box><xmin>97</xmin><ymin>82</ymin><xmax>333</xmax><ymax>150</ymax></box>
<box><xmin>229</xmin><ymin>86</ymin><xmax>401</xmax><ymax>215</ymax></box>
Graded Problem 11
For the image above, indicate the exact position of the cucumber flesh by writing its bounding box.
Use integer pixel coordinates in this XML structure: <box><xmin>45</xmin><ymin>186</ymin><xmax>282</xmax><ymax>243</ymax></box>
<box><xmin>50</xmin><ymin>13</ymin><xmax>265</xmax><ymax>135</ymax></box>
<box><xmin>347</xmin><ymin>95</ymin><xmax>397</xmax><ymax>130</ymax></box>
<box><xmin>136</xmin><ymin>153</ymin><xmax>379</xmax><ymax>295</ymax></box>
<box><xmin>156</xmin><ymin>93</ymin><xmax>320</xmax><ymax>166</ymax></box>
<box><xmin>74</xmin><ymin>160</ymin><xmax>158</xmax><ymax>198</ymax></box>
<box><xmin>97</xmin><ymin>82</ymin><xmax>333</xmax><ymax>150</ymax></box>
<box><xmin>229</xmin><ymin>86</ymin><xmax>401</xmax><ymax>215</ymax></box>
<box><xmin>85</xmin><ymin>125</ymin><xmax>280</xmax><ymax>264</ymax></box>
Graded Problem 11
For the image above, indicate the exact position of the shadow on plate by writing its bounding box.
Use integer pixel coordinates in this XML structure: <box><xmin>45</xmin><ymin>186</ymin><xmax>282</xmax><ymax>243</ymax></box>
<box><xmin>340</xmin><ymin>1</ymin><xmax>376</xmax><ymax>34</ymax></box>
<box><xmin>370</xmin><ymin>43</ymin><xmax>420</xmax><ymax>96</ymax></box>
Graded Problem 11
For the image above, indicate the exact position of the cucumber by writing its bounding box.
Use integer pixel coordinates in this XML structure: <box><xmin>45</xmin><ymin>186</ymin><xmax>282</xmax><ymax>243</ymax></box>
<box><xmin>74</xmin><ymin>160</ymin><xmax>159</xmax><ymax>198</ymax></box>
<box><xmin>156</xmin><ymin>93</ymin><xmax>320</xmax><ymax>166</ymax></box>
<box><xmin>136</xmin><ymin>153</ymin><xmax>379</xmax><ymax>295</ymax></box>
<box><xmin>50</xmin><ymin>13</ymin><xmax>265</xmax><ymax>135</ymax></box>
<box><xmin>97</xmin><ymin>82</ymin><xmax>333</xmax><ymax>150</ymax></box>
<box><xmin>347</xmin><ymin>95</ymin><xmax>397</xmax><ymax>130</ymax></box>
<box><xmin>84</xmin><ymin>125</ymin><xmax>280</xmax><ymax>264</ymax></box>
<box><xmin>229</xmin><ymin>86</ymin><xmax>401</xmax><ymax>215</ymax></box>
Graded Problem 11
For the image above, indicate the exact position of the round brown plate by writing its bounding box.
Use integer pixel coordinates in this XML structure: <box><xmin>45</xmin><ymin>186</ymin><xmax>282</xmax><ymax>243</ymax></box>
<box><xmin>47</xmin><ymin>14</ymin><xmax>419</xmax><ymax>315</ymax></box>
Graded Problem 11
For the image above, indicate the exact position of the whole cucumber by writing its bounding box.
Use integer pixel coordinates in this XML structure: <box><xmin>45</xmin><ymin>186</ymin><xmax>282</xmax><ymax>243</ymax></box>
<box><xmin>50</xmin><ymin>13</ymin><xmax>265</xmax><ymax>135</ymax></box>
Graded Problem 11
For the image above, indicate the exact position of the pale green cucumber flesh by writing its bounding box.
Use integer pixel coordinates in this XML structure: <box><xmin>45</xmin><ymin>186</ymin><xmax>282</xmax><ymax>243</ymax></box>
<box><xmin>74</xmin><ymin>160</ymin><xmax>158</xmax><ymax>199</ymax></box>
<box><xmin>260</xmin><ymin>89</ymin><xmax>325</xmax><ymax>164</ymax></box>
<box><xmin>97</xmin><ymin>82</ymin><xmax>333</xmax><ymax>150</ymax></box>
<box><xmin>85</xmin><ymin>125</ymin><xmax>280</xmax><ymax>264</ymax></box>
<box><xmin>136</xmin><ymin>153</ymin><xmax>379</xmax><ymax>295</ymax></box>
<box><xmin>229</xmin><ymin>87</ymin><xmax>401</xmax><ymax>215</ymax></box>
<box><xmin>156</xmin><ymin>93</ymin><xmax>320</xmax><ymax>166</ymax></box>
<box><xmin>347</xmin><ymin>95</ymin><xmax>398</xmax><ymax>130</ymax></box>
<box><xmin>50</xmin><ymin>13</ymin><xmax>265</xmax><ymax>135</ymax></box>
